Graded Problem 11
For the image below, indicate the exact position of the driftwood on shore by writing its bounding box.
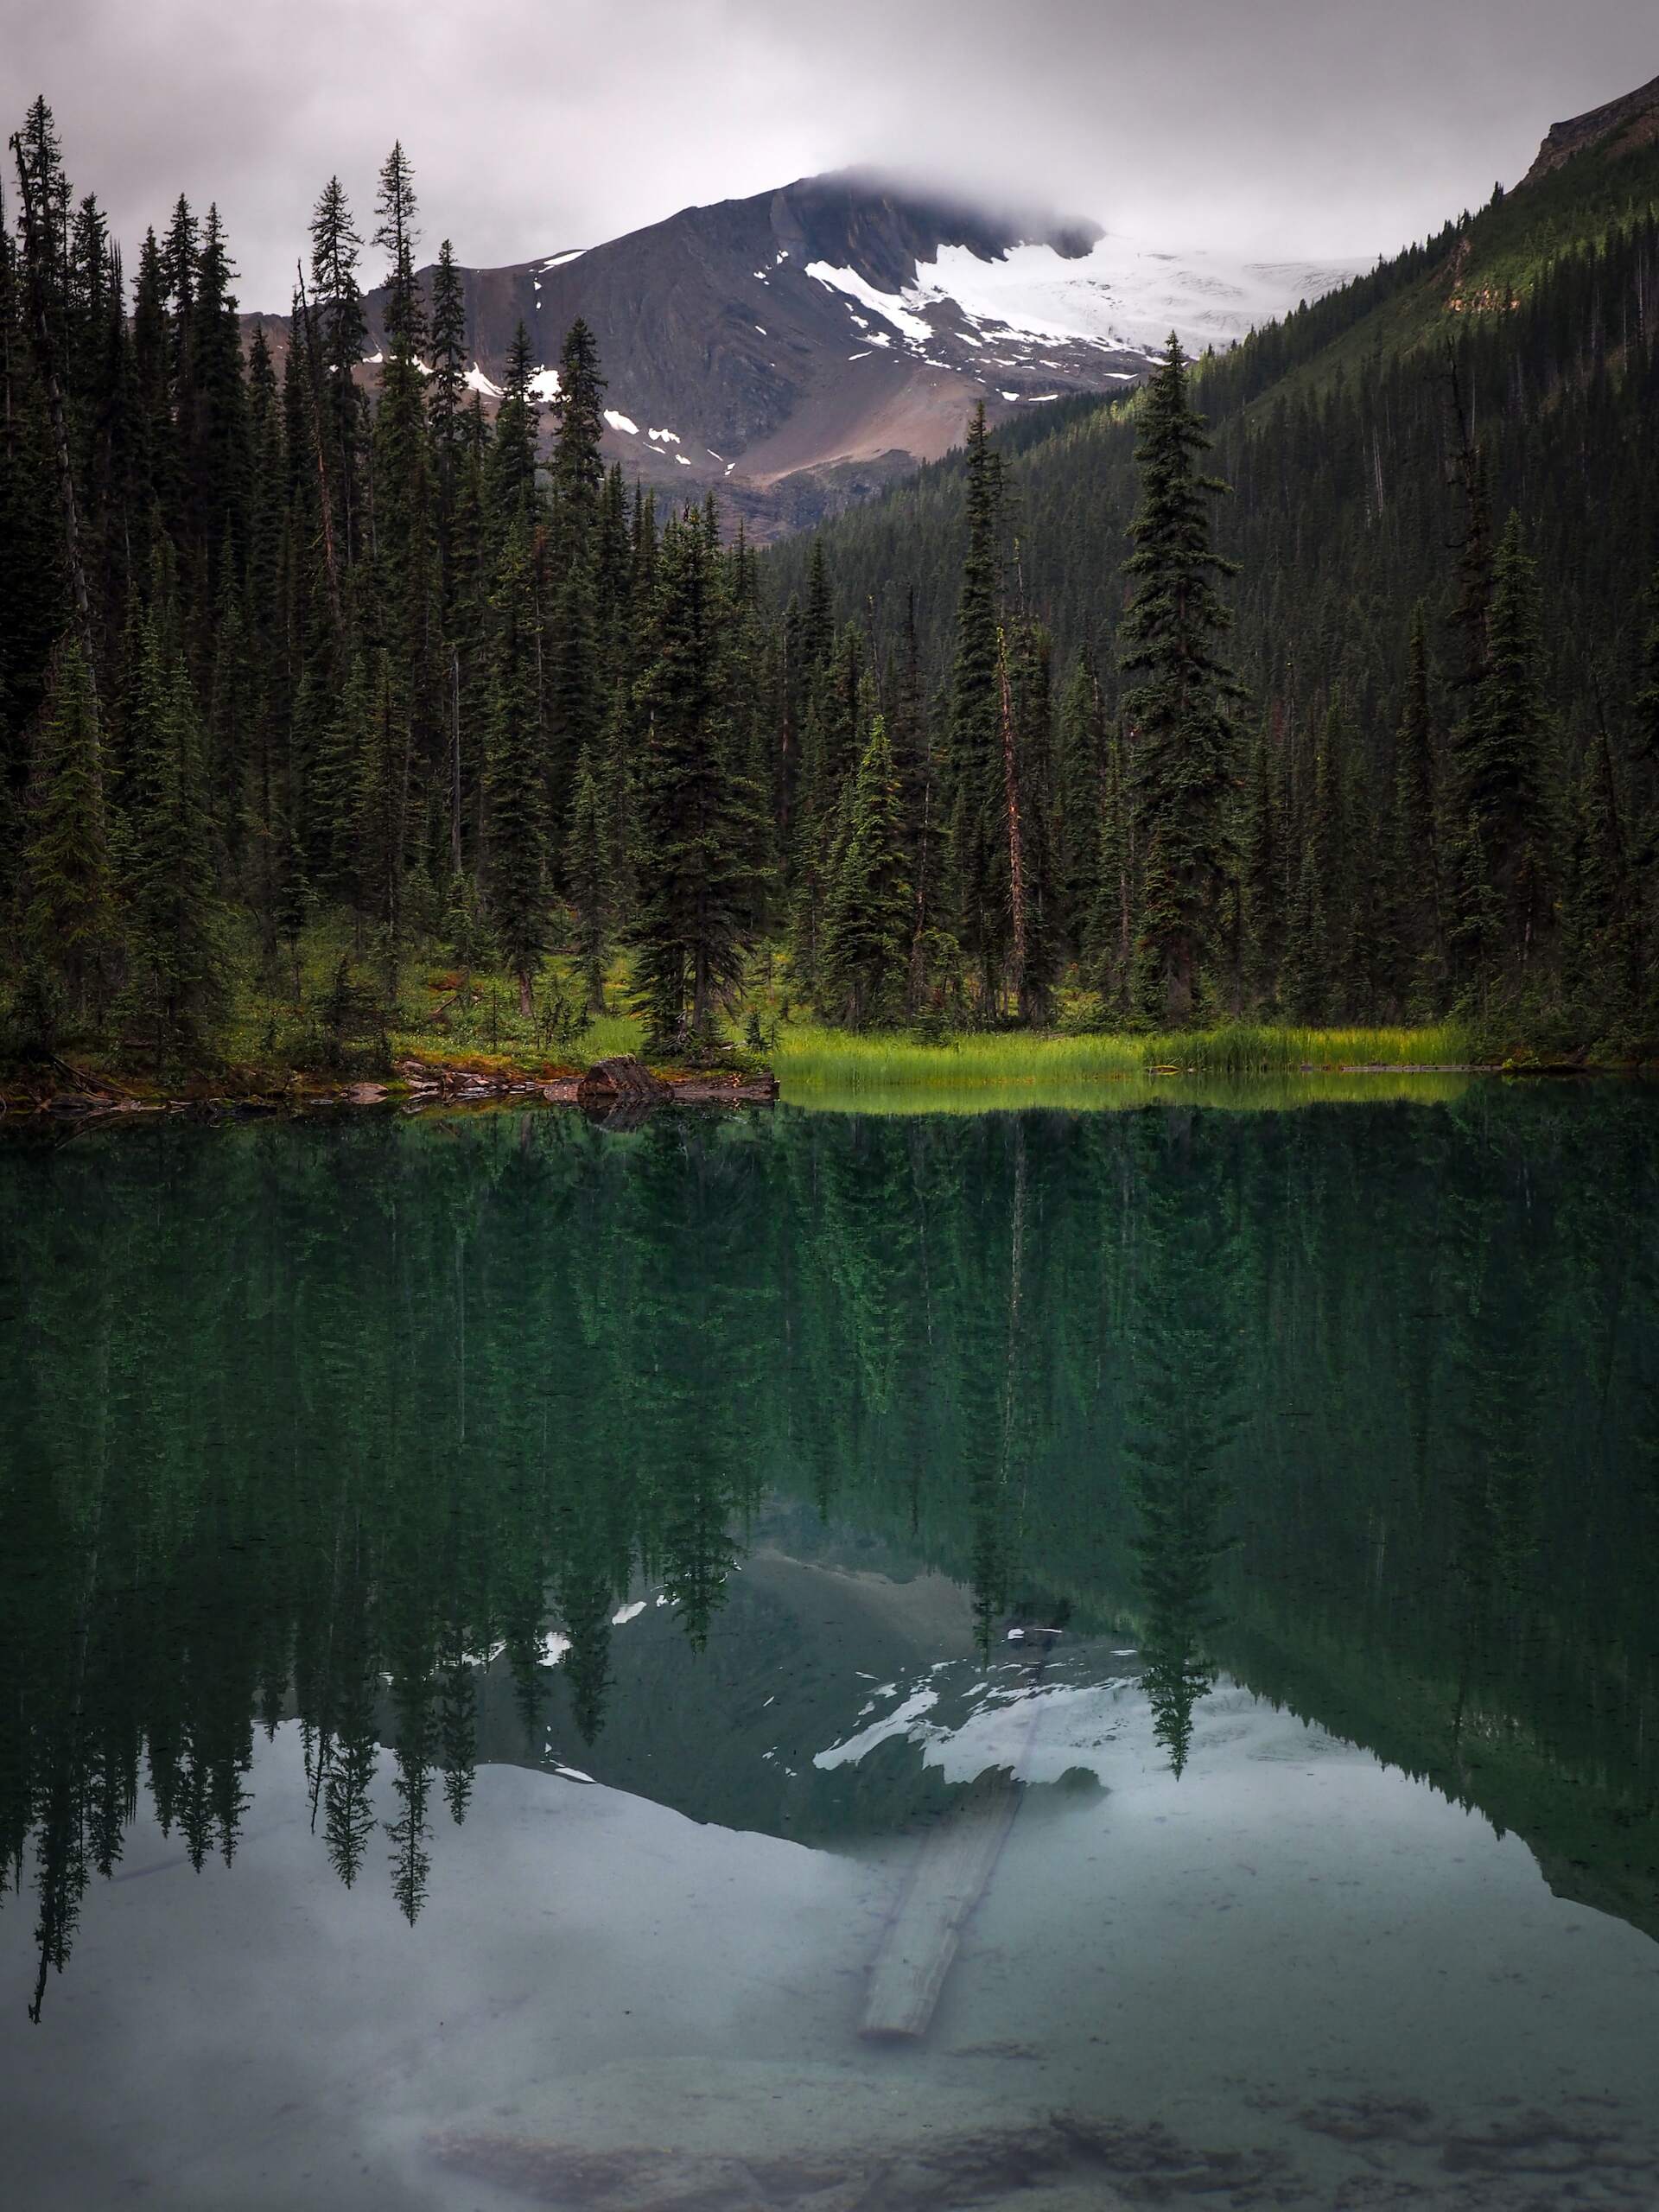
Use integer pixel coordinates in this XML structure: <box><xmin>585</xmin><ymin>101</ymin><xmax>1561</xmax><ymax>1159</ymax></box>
<box><xmin>1</xmin><ymin>1054</ymin><xmax>779</xmax><ymax>1121</ymax></box>
<box><xmin>575</xmin><ymin>1057</ymin><xmax>673</xmax><ymax>1109</ymax></box>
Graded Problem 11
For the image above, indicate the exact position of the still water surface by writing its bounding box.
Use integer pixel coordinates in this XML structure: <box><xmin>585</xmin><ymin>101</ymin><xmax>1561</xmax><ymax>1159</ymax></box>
<box><xmin>3</xmin><ymin>1086</ymin><xmax>1658</xmax><ymax>2209</ymax></box>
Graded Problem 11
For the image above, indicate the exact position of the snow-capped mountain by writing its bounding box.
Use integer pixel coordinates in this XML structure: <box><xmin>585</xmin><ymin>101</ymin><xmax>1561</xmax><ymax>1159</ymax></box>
<box><xmin>250</xmin><ymin>169</ymin><xmax>1359</xmax><ymax>537</ymax></box>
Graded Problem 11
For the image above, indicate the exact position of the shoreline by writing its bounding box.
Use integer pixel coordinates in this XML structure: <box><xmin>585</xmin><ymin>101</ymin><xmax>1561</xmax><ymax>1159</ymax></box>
<box><xmin>0</xmin><ymin>1052</ymin><xmax>781</xmax><ymax>1122</ymax></box>
<box><xmin>2</xmin><ymin>1052</ymin><xmax>1638</xmax><ymax>1126</ymax></box>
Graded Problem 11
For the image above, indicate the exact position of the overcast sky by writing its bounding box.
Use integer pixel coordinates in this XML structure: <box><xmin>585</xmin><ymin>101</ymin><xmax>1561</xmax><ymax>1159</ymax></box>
<box><xmin>6</xmin><ymin>0</ymin><xmax>1656</xmax><ymax>309</ymax></box>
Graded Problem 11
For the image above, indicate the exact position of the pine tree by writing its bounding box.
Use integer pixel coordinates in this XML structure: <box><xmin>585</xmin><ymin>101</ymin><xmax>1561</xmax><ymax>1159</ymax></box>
<box><xmin>428</xmin><ymin>238</ymin><xmax>468</xmax><ymax>601</ymax></box>
<box><xmin>1561</xmin><ymin>728</ymin><xmax>1637</xmax><ymax>1028</ymax></box>
<box><xmin>550</xmin><ymin>317</ymin><xmax>606</xmax><ymax>535</ymax></box>
<box><xmin>372</xmin><ymin>143</ymin><xmax>423</xmax><ymax>356</ymax></box>
<box><xmin>1455</xmin><ymin>510</ymin><xmax>1550</xmax><ymax>982</ymax></box>
<box><xmin>313</xmin><ymin>651</ymin><xmax>371</xmax><ymax>902</ymax></box>
<box><xmin>483</xmin><ymin>515</ymin><xmax>546</xmax><ymax>1011</ymax></box>
<box><xmin>947</xmin><ymin>404</ymin><xmax>1008</xmax><ymax>1013</ymax></box>
<box><xmin>817</xmin><ymin>715</ymin><xmax>912</xmax><ymax>1027</ymax></box>
<box><xmin>1238</xmin><ymin>716</ymin><xmax>1280</xmax><ymax>1008</ymax></box>
<box><xmin>428</xmin><ymin>237</ymin><xmax>467</xmax><ymax>423</ymax></box>
<box><xmin>1053</xmin><ymin>650</ymin><xmax>1105</xmax><ymax>963</ymax></box>
<box><xmin>183</xmin><ymin>205</ymin><xmax>247</xmax><ymax>613</ymax></box>
<box><xmin>546</xmin><ymin>546</ymin><xmax>599</xmax><ymax>868</ymax></box>
<box><xmin>306</xmin><ymin>178</ymin><xmax>367</xmax><ymax>563</ymax></box>
<box><xmin>123</xmin><ymin>609</ymin><xmax>226</xmax><ymax>1055</ymax></box>
<box><xmin>1393</xmin><ymin>602</ymin><xmax>1443</xmax><ymax>1008</ymax></box>
<box><xmin>1119</xmin><ymin>337</ymin><xmax>1241</xmax><ymax>1023</ymax></box>
<box><xmin>356</xmin><ymin>649</ymin><xmax>410</xmax><ymax>997</ymax></box>
<box><xmin>368</xmin><ymin>149</ymin><xmax>435</xmax><ymax>779</ymax></box>
<box><xmin>1281</xmin><ymin>838</ymin><xmax>1326</xmax><ymax>1021</ymax></box>
<box><xmin>631</xmin><ymin>511</ymin><xmax>766</xmax><ymax>1045</ymax></box>
<box><xmin>24</xmin><ymin>637</ymin><xmax>111</xmax><ymax>1019</ymax></box>
<box><xmin>565</xmin><ymin>738</ymin><xmax>615</xmax><ymax>1012</ymax></box>
<box><xmin>1091</xmin><ymin>724</ymin><xmax>1135</xmax><ymax>1019</ymax></box>
<box><xmin>1311</xmin><ymin>696</ymin><xmax>1351</xmax><ymax>1013</ymax></box>
<box><xmin>1002</xmin><ymin>614</ymin><xmax>1059</xmax><ymax>1025</ymax></box>
<box><xmin>486</xmin><ymin>322</ymin><xmax>540</xmax><ymax>527</ymax></box>
<box><xmin>1636</xmin><ymin>563</ymin><xmax>1659</xmax><ymax>768</ymax></box>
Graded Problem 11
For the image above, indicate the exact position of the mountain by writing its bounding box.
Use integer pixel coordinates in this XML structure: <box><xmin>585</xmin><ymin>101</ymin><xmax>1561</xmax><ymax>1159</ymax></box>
<box><xmin>765</xmin><ymin>76</ymin><xmax>1659</xmax><ymax>684</ymax></box>
<box><xmin>1521</xmin><ymin>68</ymin><xmax>1659</xmax><ymax>184</ymax></box>
<box><xmin>249</xmin><ymin>168</ymin><xmax>1356</xmax><ymax>538</ymax></box>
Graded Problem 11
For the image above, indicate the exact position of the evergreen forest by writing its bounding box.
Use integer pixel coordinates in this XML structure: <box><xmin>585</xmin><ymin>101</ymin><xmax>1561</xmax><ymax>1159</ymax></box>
<box><xmin>4</xmin><ymin>97</ymin><xmax>1659</xmax><ymax>1073</ymax></box>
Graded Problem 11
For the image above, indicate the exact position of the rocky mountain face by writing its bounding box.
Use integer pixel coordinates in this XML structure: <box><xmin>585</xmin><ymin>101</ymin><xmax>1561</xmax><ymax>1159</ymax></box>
<box><xmin>1520</xmin><ymin>70</ymin><xmax>1659</xmax><ymax>186</ymax></box>
<box><xmin>249</xmin><ymin>168</ymin><xmax>1356</xmax><ymax>538</ymax></box>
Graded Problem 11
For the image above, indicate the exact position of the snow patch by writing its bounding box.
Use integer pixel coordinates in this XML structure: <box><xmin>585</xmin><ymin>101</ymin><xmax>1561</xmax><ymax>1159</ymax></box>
<box><xmin>604</xmin><ymin>409</ymin><xmax>639</xmax><ymax>435</ymax></box>
<box><xmin>815</xmin><ymin>1686</ymin><xmax>939</xmax><ymax>1770</ymax></box>
<box><xmin>804</xmin><ymin>263</ymin><xmax>933</xmax><ymax>346</ymax></box>
<box><xmin>647</xmin><ymin>427</ymin><xmax>680</xmax><ymax>443</ymax></box>
<box><xmin>539</xmin><ymin>248</ymin><xmax>585</xmax><ymax>270</ymax></box>
<box><xmin>464</xmin><ymin>363</ymin><xmax>503</xmax><ymax>398</ymax></box>
<box><xmin>526</xmin><ymin>366</ymin><xmax>562</xmax><ymax>401</ymax></box>
<box><xmin>612</xmin><ymin>1601</ymin><xmax>646</xmax><ymax>1626</ymax></box>
<box><xmin>906</xmin><ymin>236</ymin><xmax>1357</xmax><ymax>358</ymax></box>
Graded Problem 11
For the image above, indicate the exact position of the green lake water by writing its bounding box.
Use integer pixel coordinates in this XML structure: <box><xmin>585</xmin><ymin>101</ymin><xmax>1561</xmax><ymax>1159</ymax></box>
<box><xmin>3</xmin><ymin>1085</ymin><xmax>1657</xmax><ymax>2209</ymax></box>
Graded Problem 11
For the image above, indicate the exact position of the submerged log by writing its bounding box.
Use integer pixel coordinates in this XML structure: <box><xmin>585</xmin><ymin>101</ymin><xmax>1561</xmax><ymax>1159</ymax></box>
<box><xmin>860</xmin><ymin>1766</ymin><xmax>1025</xmax><ymax>2043</ymax></box>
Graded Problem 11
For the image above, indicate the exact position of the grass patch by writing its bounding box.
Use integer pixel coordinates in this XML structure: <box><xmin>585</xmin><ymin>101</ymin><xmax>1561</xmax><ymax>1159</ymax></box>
<box><xmin>772</xmin><ymin>1020</ymin><xmax>1476</xmax><ymax>1097</ymax></box>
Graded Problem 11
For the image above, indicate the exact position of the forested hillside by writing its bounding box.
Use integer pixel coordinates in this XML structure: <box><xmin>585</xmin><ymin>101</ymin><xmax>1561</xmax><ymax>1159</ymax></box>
<box><xmin>3</xmin><ymin>91</ymin><xmax>1657</xmax><ymax>1075</ymax></box>
<box><xmin>767</xmin><ymin>123</ymin><xmax>1659</xmax><ymax>1037</ymax></box>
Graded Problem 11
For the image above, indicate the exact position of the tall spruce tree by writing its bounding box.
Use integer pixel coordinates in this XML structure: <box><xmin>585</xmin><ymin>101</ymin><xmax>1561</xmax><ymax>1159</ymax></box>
<box><xmin>565</xmin><ymin>737</ymin><xmax>616</xmax><ymax>1012</ymax></box>
<box><xmin>947</xmin><ymin>404</ymin><xmax>1008</xmax><ymax>1014</ymax></box>
<box><xmin>307</xmin><ymin>176</ymin><xmax>366</xmax><ymax>563</ymax></box>
<box><xmin>817</xmin><ymin>714</ymin><xmax>912</xmax><ymax>1028</ymax></box>
<box><xmin>630</xmin><ymin>511</ymin><xmax>766</xmax><ymax>1044</ymax></box>
<box><xmin>1053</xmin><ymin>650</ymin><xmax>1105</xmax><ymax>962</ymax></box>
<box><xmin>1455</xmin><ymin>510</ymin><xmax>1550</xmax><ymax>982</ymax></box>
<box><xmin>483</xmin><ymin>516</ymin><xmax>547</xmax><ymax>1011</ymax></box>
<box><xmin>1119</xmin><ymin>337</ymin><xmax>1241</xmax><ymax>1022</ymax></box>
<box><xmin>550</xmin><ymin>317</ymin><xmax>606</xmax><ymax>533</ymax></box>
<box><xmin>24</xmin><ymin>637</ymin><xmax>111</xmax><ymax>1018</ymax></box>
<box><xmin>1393</xmin><ymin>602</ymin><xmax>1443</xmax><ymax>1007</ymax></box>
<box><xmin>123</xmin><ymin>608</ymin><xmax>226</xmax><ymax>1054</ymax></box>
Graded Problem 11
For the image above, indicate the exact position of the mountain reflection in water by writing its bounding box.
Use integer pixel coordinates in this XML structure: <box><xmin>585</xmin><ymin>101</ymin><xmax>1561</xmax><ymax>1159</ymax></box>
<box><xmin>2</xmin><ymin>1087</ymin><xmax>1656</xmax><ymax>2031</ymax></box>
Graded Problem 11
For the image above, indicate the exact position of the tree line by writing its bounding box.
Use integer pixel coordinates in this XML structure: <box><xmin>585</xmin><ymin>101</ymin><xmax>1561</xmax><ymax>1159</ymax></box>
<box><xmin>2</xmin><ymin>102</ymin><xmax>772</xmax><ymax>1060</ymax></box>
<box><xmin>4</xmin><ymin>97</ymin><xmax>1657</xmax><ymax>1055</ymax></box>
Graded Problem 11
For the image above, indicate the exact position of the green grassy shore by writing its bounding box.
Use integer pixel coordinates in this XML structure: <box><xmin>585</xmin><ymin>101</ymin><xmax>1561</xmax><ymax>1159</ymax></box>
<box><xmin>4</xmin><ymin>920</ymin><xmax>1639</xmax><ymax>1114</ymax></box>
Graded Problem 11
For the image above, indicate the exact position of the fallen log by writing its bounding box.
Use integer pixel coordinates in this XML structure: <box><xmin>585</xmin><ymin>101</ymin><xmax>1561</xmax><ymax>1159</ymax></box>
<box><xmin>860</xmin><ymin>1767</ymin><xmax>1024</xmax><ymax>2043</ymax></box>
<box><xmin>575</xmin><ymin>1056</ymin><xmax>672</xmax><ymax>1110</ymax></box>
<box><xmin>861</xmin><ymin>1669</ymin><xmax>1052</xmax><ymax>2044</ymax></box>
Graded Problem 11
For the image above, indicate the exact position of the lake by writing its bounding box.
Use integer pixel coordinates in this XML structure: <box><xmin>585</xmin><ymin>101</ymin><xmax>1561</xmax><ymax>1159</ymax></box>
<box><xmin>3</xmin><ymin>1084</ymin><xmax>1657</xmax><ymax>2209</ymax></box>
